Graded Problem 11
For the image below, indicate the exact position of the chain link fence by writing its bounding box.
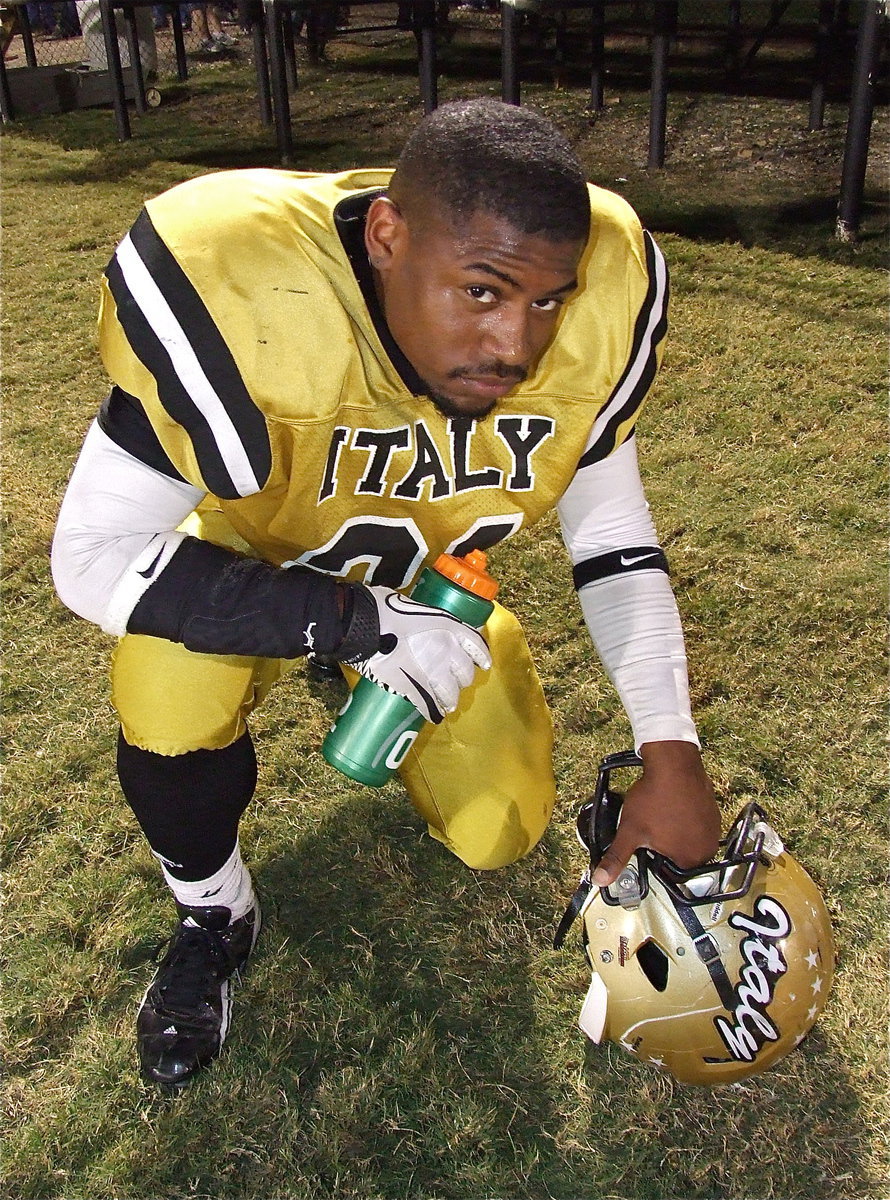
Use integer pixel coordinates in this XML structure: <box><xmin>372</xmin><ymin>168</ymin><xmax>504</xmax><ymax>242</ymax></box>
<box><xmin>2</xmin><ymin>1</ymin><xmax>251</xmax><ymax>93</ymax></box>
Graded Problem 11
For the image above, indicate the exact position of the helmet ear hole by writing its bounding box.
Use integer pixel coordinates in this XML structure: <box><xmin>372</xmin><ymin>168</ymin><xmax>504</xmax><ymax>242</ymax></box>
<box><xmin>637</xmin><ymin>940</ymin><xmax>670</xmax><ymax>991</ymax></box>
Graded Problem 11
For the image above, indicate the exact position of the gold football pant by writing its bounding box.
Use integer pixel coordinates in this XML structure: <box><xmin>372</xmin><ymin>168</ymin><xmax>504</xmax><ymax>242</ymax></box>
<box><xmin>112</xmin><ymin>601</ymin><xmax>556</xmax><ymax>871</ymax></box>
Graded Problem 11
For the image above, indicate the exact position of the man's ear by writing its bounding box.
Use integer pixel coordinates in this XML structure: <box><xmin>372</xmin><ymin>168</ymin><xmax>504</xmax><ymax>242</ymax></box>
<box><xmin>365</xmin><ymin>196</ymin><xmax>407</xmax><ymax>271</ymax></box>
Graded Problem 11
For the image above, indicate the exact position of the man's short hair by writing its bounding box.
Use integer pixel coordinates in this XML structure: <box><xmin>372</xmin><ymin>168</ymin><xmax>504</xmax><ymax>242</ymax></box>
<box><xmin>388</xmin><ymin>99</ymin><xmax>590</xmax><ymax>244</ymax></box>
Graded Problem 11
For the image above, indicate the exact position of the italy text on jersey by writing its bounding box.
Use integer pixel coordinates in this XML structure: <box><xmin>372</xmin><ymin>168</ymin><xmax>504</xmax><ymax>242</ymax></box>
<box><xmin>318</xmin><ymin>415</ymin><xmax>556</xmax><ymax>503</ymax></box>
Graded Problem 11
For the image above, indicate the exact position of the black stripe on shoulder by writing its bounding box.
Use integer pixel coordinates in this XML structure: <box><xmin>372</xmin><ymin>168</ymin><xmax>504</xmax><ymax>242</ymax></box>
<box><xmin>578</xmin><ymin>232</ymin><xmax>669</xmax><ymax>470</ymax></box>
<box><xmin>114</xmin><ymin>209</ymin><xmax>271</xmax><ymax>495</ymax></box>
<box><xmin>573</xmin><ymin>546</ymin><xmax>669</xmax><ymax>591</ymax></box>
<box><xmin>105</xmin><ymin>251</ymin><xmax>239</xmax><ymax>498</ymax></box>
<box><xmin>98</xmin><ymin>386</ymin><xmax>189</xmax><ymax>483</ymax></box>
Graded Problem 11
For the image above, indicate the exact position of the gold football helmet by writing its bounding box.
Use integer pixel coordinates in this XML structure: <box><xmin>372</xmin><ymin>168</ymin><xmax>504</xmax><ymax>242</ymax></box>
<box><xmin>555</xmin><ymin>751</ymin><xmax>835</xmax><ymax>1085</ymax></box>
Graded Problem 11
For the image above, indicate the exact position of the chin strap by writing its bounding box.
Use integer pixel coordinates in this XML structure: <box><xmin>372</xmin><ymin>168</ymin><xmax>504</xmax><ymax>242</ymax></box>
<box><xmin>553</xmin><ymin>872</ymin><xmax>593</xmax><ymax>950</ymax></box>
<box><xmin>554</xmin><ymin>750</ymin><xmax>643</xmax><ymax>950</ymax></box>
<box><xmin>666</xmin><ymin>892</ymin><xmax>737</xmax><ymax>1010</ymax></box>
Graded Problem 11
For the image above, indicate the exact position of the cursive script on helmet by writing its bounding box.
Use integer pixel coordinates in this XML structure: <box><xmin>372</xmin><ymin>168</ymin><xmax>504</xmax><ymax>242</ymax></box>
<box><xmin>713</xmin><ymin>895</ymin><xmax>791</xmax><ymax>1063</ymax></box>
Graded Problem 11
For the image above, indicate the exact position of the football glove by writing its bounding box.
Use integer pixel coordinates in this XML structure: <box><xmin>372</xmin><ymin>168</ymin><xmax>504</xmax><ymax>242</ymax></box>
<box><xmin>343</xmin><ymin>585</ymin><xmax>491</xmax><ymax>723</ymax></box>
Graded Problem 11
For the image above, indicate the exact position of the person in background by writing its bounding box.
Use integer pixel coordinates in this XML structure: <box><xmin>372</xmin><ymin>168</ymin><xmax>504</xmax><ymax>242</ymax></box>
<box><xmin>76</xmin><ymin>0</ymin><xmax>156</xmax><ymax>73</ymax></box>
<box><xmin>190</xmin><ymin>2</ymin><xmax>237</xmax><ymax>52</ymax></box>
<box><xmin>26</xmin><ymin>2</ymin><xmax>56</xmax><ymax>34</ymax></box>
<box><xmin>153</xmin><ymin>4</ymin><xmax>192</xmax><ymax>32</ymax></box>
<box><xmin>50</xmin><ymin>1</ymin><xmax>81</xmax><ymax>38</ymax></box>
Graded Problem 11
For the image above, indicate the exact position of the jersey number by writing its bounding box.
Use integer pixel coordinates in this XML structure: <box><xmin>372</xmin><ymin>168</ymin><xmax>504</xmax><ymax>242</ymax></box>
<box><xmin>295</xmin><ymin>514</ymin><xmax>523</xmax><ymax>589</ymax></box>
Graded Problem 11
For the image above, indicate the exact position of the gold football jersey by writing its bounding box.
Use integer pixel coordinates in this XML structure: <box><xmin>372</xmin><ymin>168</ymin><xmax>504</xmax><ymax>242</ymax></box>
<box><xmin>98</xmin><ymin>169</ymin><xmax>668</xmax><ymax>588</ymax></box>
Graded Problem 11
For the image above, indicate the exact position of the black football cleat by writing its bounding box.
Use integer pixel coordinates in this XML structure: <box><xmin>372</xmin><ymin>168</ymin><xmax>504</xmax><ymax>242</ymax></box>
<box><xmin>136</xmin><ymin>900</ymin><xmax>260</xmax><ymax>1088</ymax></box>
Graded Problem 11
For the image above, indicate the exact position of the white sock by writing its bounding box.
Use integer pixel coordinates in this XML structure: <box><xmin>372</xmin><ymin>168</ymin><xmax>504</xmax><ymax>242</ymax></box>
<box><xmin>158</xmin><ymin>842</ymin><xmax>256</xmax><ymax>922</ymax></box>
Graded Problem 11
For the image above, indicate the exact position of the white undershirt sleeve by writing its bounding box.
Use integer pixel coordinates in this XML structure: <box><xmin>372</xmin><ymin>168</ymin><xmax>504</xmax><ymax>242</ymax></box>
<box><xmin>557</xmin><ymin>438</ymin><xmax>699</xmax><ymax>750</ymax></box>
<box><xmin>51</xmin><ymin>420</ymin><xmax>204</xmax><ymax>636</ymax></box>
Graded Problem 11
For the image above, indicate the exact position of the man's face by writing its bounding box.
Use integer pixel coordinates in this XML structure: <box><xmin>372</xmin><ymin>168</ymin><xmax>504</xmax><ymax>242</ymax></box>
<box><xmin>366</xmin><ymin>198</ymin><xmax>584</xmax><ymax>419</ymax></box>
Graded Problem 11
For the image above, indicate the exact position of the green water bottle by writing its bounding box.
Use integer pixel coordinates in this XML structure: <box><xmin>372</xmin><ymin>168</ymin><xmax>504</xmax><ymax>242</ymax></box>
<box><xmin>321</xmin><ymin>550</ymin><xmax>499</xmax><ymax>787</ymax></box>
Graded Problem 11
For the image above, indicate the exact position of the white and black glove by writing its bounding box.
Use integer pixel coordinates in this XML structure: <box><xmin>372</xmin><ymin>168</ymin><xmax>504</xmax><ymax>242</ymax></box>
<box><xmin>124</xmin><ymin>543</ymin><xmax>489</xmax><ymax>725</ymax></box>
<box><xmin>340</xmin><ymin>585</ymin><xmax>491</xmax><ymax>724</ymax></box>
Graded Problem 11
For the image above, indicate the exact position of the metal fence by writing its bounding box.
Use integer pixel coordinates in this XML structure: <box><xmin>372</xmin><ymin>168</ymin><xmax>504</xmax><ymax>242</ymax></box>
<box><xmin>2</xmin><ymin>2</ymin><xmax>250</xmax><ymax>81</ymax></box>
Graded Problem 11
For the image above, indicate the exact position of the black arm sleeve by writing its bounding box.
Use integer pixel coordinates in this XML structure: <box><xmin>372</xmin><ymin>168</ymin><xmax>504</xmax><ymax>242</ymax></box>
<box><xmin>127</xmin><ymin>536</ymin><xmax>380</xmax><ymax>660</ymax></box>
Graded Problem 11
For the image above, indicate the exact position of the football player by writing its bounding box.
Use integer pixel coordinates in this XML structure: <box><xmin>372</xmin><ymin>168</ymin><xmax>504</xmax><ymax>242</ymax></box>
<box><xmin>51</xmin><ymin>98</ymin><xmax>720</xmax><ymax>1087</ymax></box>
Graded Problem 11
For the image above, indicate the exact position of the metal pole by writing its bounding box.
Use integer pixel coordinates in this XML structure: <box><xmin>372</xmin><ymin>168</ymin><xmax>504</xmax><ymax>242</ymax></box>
<box><xmin>305</xmin><ymin>1</ymin><xmax>319</xmax><ymax>63</ymax></box>
<box><xmin>501</xmin><ymin>2</ymin><xmax>520</xmax><ymax>105</ymax></box>
<box><xmin>648</xmin><ymin>0</ymin><xmax>676</xmax><ymax>169</ymax></box>
<box><xmin>415</xmin><ymin>0</ymin><xmax>437</xmax><ymax>112</ymax></box>
<box><xmin>264</xmin><ymin>0</ymin><xmax>293</xmax><ymax>165</ymax></box>
<box><xmin>836</xmin><ymin>1</ymin><xmax>883</xmax><ymax>240</ymax></box>
<box><xmin>283</xmin><ymin>5</ymin><xmax>298</xmax><ymax>92</ymax></box>
<box><xmin>122</xmin><ymin>6</ymin><xmax>147</xmax><ymax>115</ymax></box>
<box><xmin>590</xmin><ymin>0</ymin><xmax>605</xmax><ymax>110</ymax></box>
<box><xmin>19</xmin><ymin>4</ymin><xmax>38</xmax><ymax>68</ymax></box>
<box><xmin>744</xmin><ymin>0</ymin><xmax>792</xmax><ymax>70</ymax></box>
<box><xmin>99</xmin><ymin>0</ymin><xmax>131</xmax><ymax>140</ymax></box>
<box><xmin>252</xmin><ymin>10</ymin><xmax>272</xmax><ymax>126</ymax></box>
<box><xmin>809</xmin><ymin>0</ymin><xmax>836</xmax><ymax>131</ymax></box>
<box><xmin>725</xmin><ymin>0</ymin><xmax>741</xmax><ymax>82</ymax></box>
<box><xmin>0</xmin><ymin>53</ymin><xmax>13</xmax><ymax>122</ymax></box>
<box><xmin>171</xmin><ymin>4</ymin><xmax>188</xmax><ymax>81</ymax></box>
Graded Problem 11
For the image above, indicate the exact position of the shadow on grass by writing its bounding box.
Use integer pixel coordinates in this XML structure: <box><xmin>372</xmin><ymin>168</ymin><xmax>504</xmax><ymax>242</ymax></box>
<box><xmin>248</xmin><ymin>795</ymin><xmax>576</xmax><ymax>1197</ymax></box>
<box><xmin>184</xmin><ymin>785</ymin><xmax>873</xmax><ymax>1200</ymax></box>
<box><xmin>640</xmin><ymin>191</ymin><xmax>889</xmax><ymax>266</ymax></box>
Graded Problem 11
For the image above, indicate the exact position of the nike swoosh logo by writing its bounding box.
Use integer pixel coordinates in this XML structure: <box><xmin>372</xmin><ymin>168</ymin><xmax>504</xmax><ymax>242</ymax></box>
<box><xmin>401</xmin><ymin>668</ymin><xmax>440</xmax><ymax>722</ymax></box>
<box><xmin>137</xmin><ymin>546</ymin><xmax>165</xmax><ymax>579</ymax></box>
<box><xmin>620</xmin><ymin>552</ymin><xmax>659</xmax><ymax>567</ymax></box>
<box><xmin>384</xmin><ymin>592</ymin><xmax>464</xmax><ymax>625</ymax></box>
<box><xmin>384</xmin><ymin>593</ymin><xmax>425</xmax><ymax>615</ymax></box>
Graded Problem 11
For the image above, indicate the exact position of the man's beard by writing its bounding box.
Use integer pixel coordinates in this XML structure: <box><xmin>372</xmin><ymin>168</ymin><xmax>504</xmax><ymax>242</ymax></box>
<box><xmin>426</xmin><ymin>388</ymin><xmax>498</xmax><ymax>421</ymax></box>
<box><xmin>423</xmin><ymin>363</ymin><xmax>528</xmax><ymax>421</ymax></box>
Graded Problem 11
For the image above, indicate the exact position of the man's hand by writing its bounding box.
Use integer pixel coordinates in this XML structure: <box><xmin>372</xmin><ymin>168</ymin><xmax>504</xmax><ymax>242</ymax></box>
<box><xmin>344</xmin><ymin>585</ymin><xmax>491</xmax><ymax>724</ymax></box>
<box><xmin>591</xmin><ymin>740</ymin><xmax>721</xmax><ymax>887</ymax></box>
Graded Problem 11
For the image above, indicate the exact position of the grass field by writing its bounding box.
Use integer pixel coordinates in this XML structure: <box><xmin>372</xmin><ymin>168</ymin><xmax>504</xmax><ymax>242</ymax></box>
<box><xmin>2</xmin><ymin>20</ymin><xmax>888</xmax><ymax>1200</ymax></box>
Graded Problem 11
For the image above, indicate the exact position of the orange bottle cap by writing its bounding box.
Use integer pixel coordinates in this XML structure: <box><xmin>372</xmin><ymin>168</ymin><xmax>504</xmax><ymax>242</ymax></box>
<box><xmin>432</xmin><ymin>549</ymin><xmax>499</xmax><ymax>600</ymax></box>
